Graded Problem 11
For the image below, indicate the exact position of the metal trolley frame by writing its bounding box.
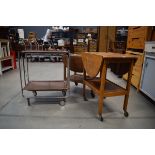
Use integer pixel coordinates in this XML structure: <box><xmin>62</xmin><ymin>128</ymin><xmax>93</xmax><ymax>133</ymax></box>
<box><xmin>18</xmin><ymin>50</ymin><xmax>70</xmax><ymax>106</ymax></box>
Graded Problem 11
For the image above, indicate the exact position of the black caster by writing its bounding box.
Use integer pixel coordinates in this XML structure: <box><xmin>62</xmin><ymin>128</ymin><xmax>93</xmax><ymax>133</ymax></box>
<box><xmin>83</xmin><ymin>96</ymin><xmax>88</xmax><ymax>101</ymax></box>
<box><xmin>32</xmin><ymin>91</ymin><xmax>37</xmax><ymax>96</ymax></box>
<box><xmin>54</xmin><ymin>57</ymin><xmax>57</xmax><ymax>62</ymax></box>
<box><xmin>98</xmin><ymin>114</ymin><xmax>104</xmax><ymax>122</ymax></box>
<box><xmin>58</xmin><ymin>58</ymin><xmax>61</xmax><ymax>62</ymax></box>
<box><xmin>22</xmin><ymin>93</ymin><xmax>24</xmax><ymax>97</ymax></box>
<box><xmin>124</xmin><ymin>111</ymin><xmax>129</xmax><ymax>117</ymax></box>
<box><xmin>75</xmin><ymin>82</ymin><xmax>78</xmax><ymax>86</ymax></box>
<box><xmin>118</xmin><ymin>75</ymin><xmax>122</xmax><ymax>78</ymax></box>
<box><xmin>90</xmin><ymin>90</ymin><xmax>95</xmax><ymax>98</ymax></box>
<box><xmin>27</xmin><ymin>98</ymin><xmax>30</xmax><ymax>106</ymax></box>
<box><xmin>62</xmin><ymin>91</ymin><xmax>66</xmax><ymax>96</ymax></box>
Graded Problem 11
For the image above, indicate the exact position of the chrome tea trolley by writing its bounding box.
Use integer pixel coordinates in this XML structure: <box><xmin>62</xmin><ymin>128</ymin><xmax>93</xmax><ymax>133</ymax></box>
<box><xmin>18</xmin><ymin>50</ymin><xmax>70</xmax><ymax>106</ymax></box>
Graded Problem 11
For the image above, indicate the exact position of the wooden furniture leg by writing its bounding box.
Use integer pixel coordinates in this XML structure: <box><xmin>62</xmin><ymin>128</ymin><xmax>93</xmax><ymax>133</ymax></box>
<box><xmin>123</xmin><ymin>60</ymin><xmax>134</xmax><ymax>117</ymax></box>
<box><xmin>98</xmin><ymin>95</ymin><xmax>104</xmax><ymax>121</ymax></box>
<box><xmin>98</xmin><ymin>62</ymin><xmax>107</xmax><ymax>121</ymax></box>
<box><xmin>83</xmin><ymin>69</ymin><xmax>88</xmax><ymax>101</ymax></box>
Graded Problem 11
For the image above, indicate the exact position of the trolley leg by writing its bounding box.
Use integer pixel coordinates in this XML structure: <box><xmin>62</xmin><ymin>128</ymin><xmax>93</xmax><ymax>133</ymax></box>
<box><xmin>18</xmin><ymin>52</ymin><xmax>24</xmax><ymax>96</ymax></box>
<box><xmin>97</xmin><ymin>63</ymin><xmax>107</xmax><ymax>122</ymax></box>
<box><xmin>67</xmin><ymin>52</ymin><xmax>70</xmax><ymax>94</ymax></box>
<box><xmin>32</xmin><ymin>91</ymin><xmax>37</xmax><ymax>96</ymax></box>
<box><xmin>98</xmin><ymin>95</ymin><xmax>104</xmax><ymax>122</ymax></box>
<box><xmin>26</xmin><ymin>57</ymin><xmax>29</xmax><ymax>82</ymax></box>
<box><xmin>83</xmin><ymin>82</ymin><xmax>88</xmax><ymax>101</ymax></box>
<box><xmin>27</xmin><ymin>98</ymin><xmax>30</xmax><ymax>106</ymax></box>
<box><xmin>123</xmin><ymin>94</ymin><xmax>129</xmax><ymax>117</ymax></box>
<box><xmin>62</xmin><ymin>90</ymin><xmax>66</xmax><ymax>96</ymax></box>
<box><xmin>75</xmin><ymin>82</ymin><xmax>78</xmax><ymax>86</ymax></box>
<box><xmin>90</xmin><ymin>90</ymin><xmax>95</xmax><ymax>98</ymax></box>
<box><xmin>83</xmin><ymin>69</ymin><xmax>88</xmax><ymax>101</ymax></box>
<box><xmin>22</xmin><ymin>55</ymin><xmax>26</xmax><ymax>86</ymax></box>
<box><xmin>123</xmin><ymin>61</ymin><xmax>134</xmax><ymax>117</ymax></box>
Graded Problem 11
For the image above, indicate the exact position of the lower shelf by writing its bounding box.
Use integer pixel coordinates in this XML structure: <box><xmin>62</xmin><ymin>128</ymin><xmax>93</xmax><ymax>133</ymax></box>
<box><xmin>1</xmin><ymin>66</ymin><xmax>13</xmax><ymax>72</ymax></box>
<box><xmin>24</xmin><ymin>81</ymin><xmax>68</xmax><ymax>91</ymax></box>
<box><xmin>0</xmin><ymin>56</ymin><xmax>14</xmax><ymax>75</ymax></box>
<box><xmin>84</xmin><ymin>79</ymin><xmax>127</xmax><ymax>97</ymax></box>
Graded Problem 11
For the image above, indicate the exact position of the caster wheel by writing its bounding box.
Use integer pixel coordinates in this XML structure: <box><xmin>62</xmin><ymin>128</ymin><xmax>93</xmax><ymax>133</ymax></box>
<box><xmin>124</xmin><ymin>111</ymin><xmax>129</xmax><ymax>117</ymax></box>
<box><xmin>54</xmin><ymin>57</ymin><xmax>57</xmax><ymax>62</ymax></box>
<box><xmin>27</xmin><ymin>98</ymin><xmax>30</xmax><ymax>106</ymax></box>
<box><xmin>75</xmin><ymin>82</ymin><xmax>78</xmax><ymax>86</ymax></box>
<box><xmin>98</xmin><ymin>114</ymin><xmax>103</xmax><ymax>122</ymax></box>
<box><xmin>62</xmin><ymin>91</ymin><xmax>66</xmax><ymax>96</ymax></box>
<box><xmin>59</xmin><ymin>100</ymin><xmax>65</xmax><ymax>106</ymax></box>
<box><xmin>83</xmin><ymin>96</ymin><xmax>88</xmax><ymax>101</ymax></box>
<box><xmin>32</xmin><ymin>91</ymin><xmax>37</xmax><ymax>96</ymax></box>
<box><xmin>90</xmin><ymin>90</ymin><xmax>95</xmax><ymax>98</ymax></box>
<box><xmin>118</xmin><ymin>75</ymin><xmax>122</xmax><ymax>78</ymax></box>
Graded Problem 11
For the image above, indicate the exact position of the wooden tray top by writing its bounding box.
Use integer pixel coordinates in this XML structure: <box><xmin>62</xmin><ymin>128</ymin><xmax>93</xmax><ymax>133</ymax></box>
<box><xmin>86</xmin><ymin>52</ymin><xmax>138</xmax><ymax>60</ymax></box>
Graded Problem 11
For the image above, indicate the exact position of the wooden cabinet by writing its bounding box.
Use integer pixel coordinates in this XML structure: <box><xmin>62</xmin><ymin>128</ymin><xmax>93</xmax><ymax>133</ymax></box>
<box><xmin>123</xmin><ymin>26</ymin><xmax>152</xmax><ymax>89</ymax></box>
<box><xmin>98</xmin><ymin>26</ymin><xmax>116</xmax><ymax>52</ymax></box>
<box><xmin>74</xmin><ymin>45</ymin><xmax>88</xmax><ymax>53</ymax></box>
<box><xmin>98</xmin><ymin>27</ymin><xmax>108</xmax><ymax>52</ymax></box>
<box><xmin>73</xmin><ymin>33</ymin><xmax>88</xmax><ymax>54</ymax></box>
<box><xmin>88</xmin><ymin>39</ymin><xmax>97</xmax><ymax>52</ymax></box>
<box><xmin>73</xmin><ymin>28</ymin><xmax>98</xmax><ymax>54</ymax></box>
<box><xmin>127</xmin><ymin>26</ymin><xmax>151</xmax><ymax>49</ymax></box>
<box><xmin>123</xmin><ymin>51</ymin><xmax>143</xmax><ymax>88</ymax></box>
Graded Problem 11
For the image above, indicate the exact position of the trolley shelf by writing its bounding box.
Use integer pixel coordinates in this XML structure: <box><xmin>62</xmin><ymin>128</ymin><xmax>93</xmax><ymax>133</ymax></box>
<box><xmin>23</xmin><ymin>81</ymin><xmax>68</xmax><ymax>91</ymax></box>
<box><xmin>84</xmin><ymin>79</ymin><xmax>127</xmax><ymax>97</ymax></box>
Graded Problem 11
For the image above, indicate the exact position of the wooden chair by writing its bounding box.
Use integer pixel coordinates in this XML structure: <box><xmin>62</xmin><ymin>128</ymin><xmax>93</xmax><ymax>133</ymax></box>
<box><xmin>63</xmin><ymin>54</ymin><xmax>95</xmax><ymax>99</ymax></box>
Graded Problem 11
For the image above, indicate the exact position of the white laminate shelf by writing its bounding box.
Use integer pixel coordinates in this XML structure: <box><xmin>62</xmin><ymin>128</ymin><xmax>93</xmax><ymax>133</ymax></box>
<box><xmin>0</xmin><ymin>56</ymin><xmax>12</xmax><ymax>61</ymax></box>
<box><xmin>1</xmin><ymin>66</ymin><xmax>13</xmax><ymax>72</ymax></box>
<box><xmin>0</xmin><ymin>56</ymin><xmax>14</xmax><ymax>75</ymax></box>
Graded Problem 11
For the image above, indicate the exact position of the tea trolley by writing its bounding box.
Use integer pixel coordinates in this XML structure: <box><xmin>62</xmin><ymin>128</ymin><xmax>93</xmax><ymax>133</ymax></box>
<box><xmin>82</xmin><ymin>52</ymin><xmax>137</xmax><ymax>121</ymax></box>
<box><xmin>18</xmin><ymin>50</ymin><xmax>70</xmax><ymax>106</ymax></box>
